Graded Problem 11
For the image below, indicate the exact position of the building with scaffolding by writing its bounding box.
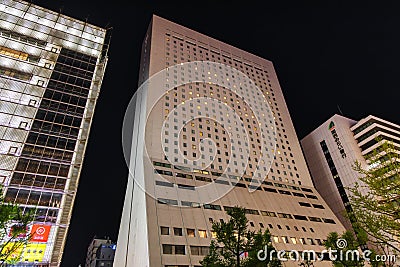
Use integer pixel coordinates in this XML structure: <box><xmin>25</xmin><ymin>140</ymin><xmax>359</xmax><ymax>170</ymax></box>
<box><xmin>0</xmin><ymin>0</ymin><xmax>110</xmax><ymax>265</ymax></box>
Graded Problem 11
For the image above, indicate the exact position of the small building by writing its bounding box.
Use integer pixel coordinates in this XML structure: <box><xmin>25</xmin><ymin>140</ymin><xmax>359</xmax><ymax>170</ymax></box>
<box><xmin>85</xmin><ymin>237</ymin><xmax>116</xmax><ymax>267</ymax></box>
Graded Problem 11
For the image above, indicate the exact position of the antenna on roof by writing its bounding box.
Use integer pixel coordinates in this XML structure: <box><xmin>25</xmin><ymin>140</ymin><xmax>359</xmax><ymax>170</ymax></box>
<box><xmin>337</xmin><ymin>104</ymin><xmax>344</xmax><ymax>116</ymax></box>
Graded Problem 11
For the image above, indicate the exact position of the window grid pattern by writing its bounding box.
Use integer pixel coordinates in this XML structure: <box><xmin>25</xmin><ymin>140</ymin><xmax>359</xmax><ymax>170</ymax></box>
<box><xmin>161</xmin><ymin>33</ymin><xmax>300</xmax><ymax>184</ymax></box>
<box><xmin>5</xmin><ymin>48</ymin><xmax>96</xmax><ymax>225</ymax></box>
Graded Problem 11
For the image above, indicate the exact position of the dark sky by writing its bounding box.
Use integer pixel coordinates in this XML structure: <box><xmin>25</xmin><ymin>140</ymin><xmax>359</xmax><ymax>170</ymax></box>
<box><xmin>32</xmin><ymin>1</ymin><xmax>400</xmax><ymax>266</ymax></box>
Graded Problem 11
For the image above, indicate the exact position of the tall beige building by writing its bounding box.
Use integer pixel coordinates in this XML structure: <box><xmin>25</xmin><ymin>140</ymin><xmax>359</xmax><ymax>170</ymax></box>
<box><xmin>115</xmin><ymin>15</ymin><xmax>345</xmax><ymax>267</ymax></box>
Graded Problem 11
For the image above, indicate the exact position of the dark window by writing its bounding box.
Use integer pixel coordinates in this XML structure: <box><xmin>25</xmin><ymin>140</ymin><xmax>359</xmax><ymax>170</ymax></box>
<box><xmin>178</xmin><ymin>184</ymin><xmax>195</xmax><ymax>190</ymax></box>
<box><xmin>156</xmin><ymin>181</ymin><xmax>174</xmax><ymax>187</ymax></box>
<box><xmin>323</xmin><ymin>218</ymin><xmax>336</xmax><ymax>224</ymax></box>
<box><xmin>309</xmin><ymin>217</ymin><xmax>322</xmax><ymax>222</ymax></box>
<box><xmin>160</xmin><ymin>226</ymin><xmax>169</xmax><ymax>235</ymax></box>
<box><xmin>293</xmin><ymin>215</ymin><xmax>308</xmax><ymax>221</ymax></box>
<box><xmin>299</xmin><ymin>202</ymin><xmax>312</xmax><ymax>207</ymax></box>
<box><xmin>162</xmin><ymin>244</ymin><xmax>173</xmax><ymax>254</ymax></box>
<box><xmin>174</xmin><ymin>228</ymin><xmax>183</xmax><ymax>236</ymax></box>
<box><xmin>214</xmin><ymin>179</ymin><xmax>229</xmax><ymax>185</ymax></box>
<box><xmin>263</xmin><ymin>187</ymin><xmax>278</xmax><ymax>193</ymax></box>
<box><xmin>203</xmin><ymin>204</ymin><xmax>222</xmax><ymax>211</ymax></box>
<box><xmin>175</xmin><ymin>245</ymin><xmax>186</xmax><ymax>255</ymax></box>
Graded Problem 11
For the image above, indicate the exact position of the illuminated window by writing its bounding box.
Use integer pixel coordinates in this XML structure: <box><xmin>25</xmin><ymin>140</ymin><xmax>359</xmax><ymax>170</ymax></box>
<box><xmin>211</xmin><ymin>231</ymin><xmax>217</xmax><ymax>238</ymax></box>
<box><xmin>198</xmin><ymin>230</ymin><xmax>207</xmax><ymax>238</ymax></box>
<box><xmin>187</xmin><ymin>228</ymin><xmax>195</xmax><ymax>237</ymax></box>
<box><xmin>0</xmin><ymin>46</ymin><xmax>28</xmax><ymax>60</ymax></box>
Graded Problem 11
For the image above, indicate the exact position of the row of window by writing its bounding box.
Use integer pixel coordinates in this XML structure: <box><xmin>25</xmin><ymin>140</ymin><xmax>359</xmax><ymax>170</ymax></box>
<box><xmin>22</xmin><ymin>144</ymin><xmax>74</xmax><ymax>163</ymax></box>
<box><xmin>9</xmin><ymin>172</ymin><xmax>66</xmax><ymax>190</ymax></box>
<box><xmin>0</xmin><ymin>45</ymin><xmax>40</xmax><ymax>63</ymax></box>
<box><xmin>5</xmin><ymin>188</ymin><xmax>62</xmax><ymax>208</ymax></box>
<box><xmin>161</xmin><ymin>235</ymin><xmax>326</xmax><ymax>257</ymax></box>
<box><xmin>272</xmin><ymin>236</ymin><xmax>324</xmax><ymax>246</ymax></box>
<box><xmin>320</xmin><ymin>141</ymin><xmax>350</xmax><ymax>207</ymax></box>
<box><xmin>208</xmin><ymin>216</ymin><xmax>318</xmax><ymax>234</ymax></box>
<box><xmin>154</xmin><ymin>173</ymin><xmax>318</xmax><ymax>199</ymax></box>
<box><xmin>160</xmin><ymin>226</ymin><xmax>208</xmax><ymax>238</ymax></box>
<box><xmin>0</xmin><ymin>27</ymin><xmax>47</xmax><ymax>48</ymax></box>
<box><xmin>15</xmin><ymin>158</ymin><xmax>70</xmax><ymax>177</ymax></box>
<box><xmin>156</xmin><ymin>199</ymin><xmax>336</xmax><ymax>224</ymax></box>
<box><xmin>153</xmin><ymin>161</ymin><xmax>310</xmax><ymax>192</ymax></box>
<box><xmin>0</xmin><ymin>66</ymin><xmax>32</xmax><ymax>81</ymax></box>
<box><xmin>32</xmin><ymin>120</ymin><xmax>80</xmax><ymax>139</ymax></box>
<box><xmin>162</xmin><ymin>244</ymin><xmax>210</xmax><ymax>256</ymax></box>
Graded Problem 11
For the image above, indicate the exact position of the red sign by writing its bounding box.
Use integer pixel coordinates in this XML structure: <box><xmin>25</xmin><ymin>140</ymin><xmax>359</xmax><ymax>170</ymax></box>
<box><xmin>30</xmin><ymin>225</ymin><xmax>51</xmax><ymax>242</ymax></box>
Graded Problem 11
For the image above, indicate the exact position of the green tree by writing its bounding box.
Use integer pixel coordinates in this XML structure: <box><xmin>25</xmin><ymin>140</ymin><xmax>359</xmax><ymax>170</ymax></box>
<box><xmin>200</xmin><ymin>206</ymin><xmax>281</xmax><ymax>267</ymax></box>
<box><xmin>324</xmin><ymin>231</ymin><xmax>365</xmax><ymax>267</ymax></box>
<box><xmin>348</xmin><ymin>141</ymin><xmax>400</xmax><ymax>262</ymax></box>
<box><xmin>0</xmin><ymin>186</ymin><xmax>35</xmax><ymax>265</ymax></box>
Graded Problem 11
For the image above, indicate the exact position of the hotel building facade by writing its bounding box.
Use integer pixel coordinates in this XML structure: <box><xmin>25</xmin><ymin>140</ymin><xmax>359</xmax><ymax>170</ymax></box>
<box><xmin>115</xmin><ymin>15</ymin><xmax>346</xmax><ymax>267</ymax></box>
<box><xmin>0</xmin><ymin>0</ymin><xmax>109</xmax><ymax>265</ymax></box>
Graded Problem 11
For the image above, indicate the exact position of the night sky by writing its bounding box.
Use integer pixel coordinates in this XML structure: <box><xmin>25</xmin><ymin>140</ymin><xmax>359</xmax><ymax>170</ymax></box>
<box><xmin>32</xmin><ymin>1</ymin><xmax>400</xmax><ymax>266</ymax></box>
